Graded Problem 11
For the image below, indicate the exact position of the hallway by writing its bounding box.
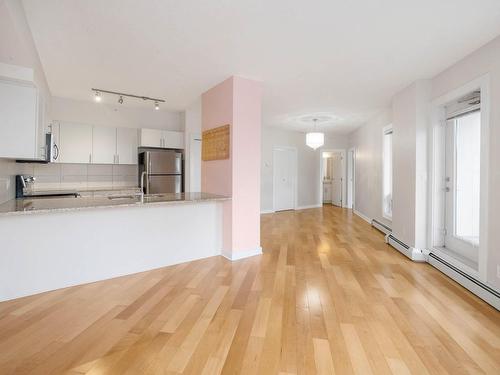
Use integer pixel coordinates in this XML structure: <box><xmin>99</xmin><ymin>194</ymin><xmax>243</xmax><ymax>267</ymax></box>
<box><xmin>0</xmin><ymin>206</ymin><xmax>499</xmax><ymax>374</ymax></box>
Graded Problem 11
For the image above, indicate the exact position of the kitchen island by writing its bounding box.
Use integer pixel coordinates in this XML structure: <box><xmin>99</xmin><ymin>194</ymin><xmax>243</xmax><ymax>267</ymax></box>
<box><xmin>0</xmin><ymin>192</ymin><xmax>229</xmax><ymax>301</ymax></box>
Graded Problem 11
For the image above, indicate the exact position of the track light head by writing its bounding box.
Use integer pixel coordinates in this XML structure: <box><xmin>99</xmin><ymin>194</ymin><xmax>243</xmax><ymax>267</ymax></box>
<box><xmin>94</xmin><ymin>91</ymin><xmax>102</xmax><ymax>102</ymax></box>
<box><xmin>118</xmin><ymin>96</ymin><xmax>124</xmax><ymax>104</ymax></box>
<box><xmin>154</xmin><ymin>101</ymin><xmax>160</xmax><ymax>111</ymax></box>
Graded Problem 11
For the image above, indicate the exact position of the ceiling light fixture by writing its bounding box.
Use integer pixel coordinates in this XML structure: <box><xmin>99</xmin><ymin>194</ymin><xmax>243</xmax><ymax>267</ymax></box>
<box><xmin>306</xmin><ymin>118</ymin><xmax>324</xmax><ymax>150</ymax></box>
<box><xmin>91</xmin><ymin>88</ymin><xmax>165</xmax><ymax>110</ymax></box>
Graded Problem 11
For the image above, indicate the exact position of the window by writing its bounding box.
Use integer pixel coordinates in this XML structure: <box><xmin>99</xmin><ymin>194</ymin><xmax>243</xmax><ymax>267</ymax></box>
<box><xmin>383</xmin><ymin>126</ymin><xmax>393</xmax><ymax>219</ymax></box>
<box><xmin>453</xmin><ymin>111</ymin><xmax>481</xmax><ymax>244</ymax></box>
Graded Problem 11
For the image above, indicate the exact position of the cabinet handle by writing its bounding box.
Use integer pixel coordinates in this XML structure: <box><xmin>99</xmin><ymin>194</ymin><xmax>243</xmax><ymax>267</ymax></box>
<box><xmin>89</xmin><ymin>153</ymin><xmax>92</xmax><ymax>163</ymax></box>
<box><xmin>117</xmin><ymin>154</ymin><xmax>119</xmax><ymax>164</ymax></box>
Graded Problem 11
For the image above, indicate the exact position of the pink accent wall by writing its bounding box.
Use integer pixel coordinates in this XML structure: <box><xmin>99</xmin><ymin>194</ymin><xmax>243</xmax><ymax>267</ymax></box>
<box><xmin>201</xmin><ymin>76</ymin><xmax>262</xmax><ymax>258</ymax></box>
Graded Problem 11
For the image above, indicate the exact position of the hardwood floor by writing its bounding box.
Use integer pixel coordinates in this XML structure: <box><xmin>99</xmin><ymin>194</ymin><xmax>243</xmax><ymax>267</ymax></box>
<box><xmin>0</xmin><ymin>206</ymin><xmax>499</xmax><ymax>374</ymax></box>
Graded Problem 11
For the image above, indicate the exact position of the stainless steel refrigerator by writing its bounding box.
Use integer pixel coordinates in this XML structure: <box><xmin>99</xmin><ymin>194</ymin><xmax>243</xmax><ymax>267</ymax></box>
<box><xmin>138</xmin><ymin>149</ymin><xmax>183</xmax><ymax>194</ymax></box>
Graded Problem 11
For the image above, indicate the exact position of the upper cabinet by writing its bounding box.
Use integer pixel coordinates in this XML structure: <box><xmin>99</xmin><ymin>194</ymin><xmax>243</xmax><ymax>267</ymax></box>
<box><xmin>139</xmin><ymin>128</ymin><xmax>184</xmax><ymax>149</ymax></box>
<box><xmin>116</xmin><ymin>127</ymin><xmax>139</xmax><ymax>164</ymax></box>
<box><xmin>92</xmin><ymin>126</ymin><xmax>116</xmax><ymax>164</ymax></box>
<box><xmin>0</xmin><ymin>80</ymin><xmax>38</xmax><ymax>159</ymax></box>
<box><xmin>59</xmin><ymin>123</ymin><xmax>93</xmax><ymax>164</ymax></box>
<box><xmin>163</xmin><ymin>130</ymin><xmax>184</xmax><ymax>149</ymax></box>
<box><xmin>54</xmin><ymin>122</ymin><xmax>139</xmax><ymax>165</ymax></box>
<box><xmin>139</xmin><ymin>128</ymin><xmax>163</xmax><ymax>148</ymax></box>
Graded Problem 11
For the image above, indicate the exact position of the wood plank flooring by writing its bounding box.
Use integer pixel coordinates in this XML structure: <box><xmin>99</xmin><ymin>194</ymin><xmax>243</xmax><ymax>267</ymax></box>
<box><xmin>0</xmin><ymin>206</ymin><xmax>499</xmax><ymax>374</ymax></box>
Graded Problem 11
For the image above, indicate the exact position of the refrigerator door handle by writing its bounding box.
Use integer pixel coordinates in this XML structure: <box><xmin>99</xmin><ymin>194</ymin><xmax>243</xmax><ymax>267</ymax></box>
<box><xmin>175</xmin><ymin>154</ymin><xmax>182</xmax><ymax>174</ymax></box>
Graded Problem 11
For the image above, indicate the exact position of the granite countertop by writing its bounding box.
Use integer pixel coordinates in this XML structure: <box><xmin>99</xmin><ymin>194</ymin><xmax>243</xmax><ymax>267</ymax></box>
<box><xmin>0</xmin><ymin>192</ymin><xmax>230</xmax><ymax>216</ymax></box>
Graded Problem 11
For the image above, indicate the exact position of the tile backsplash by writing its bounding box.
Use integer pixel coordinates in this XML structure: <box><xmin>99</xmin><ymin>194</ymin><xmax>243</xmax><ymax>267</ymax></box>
<box><xmin>0</xmin><ymin>159</ymin><xmax>138</xmax><ymax>204</ymax></box>
<box><xmin>31</xmin><ymin>163</ymin><xmax>138</xmax><ymax>190</ymax></box>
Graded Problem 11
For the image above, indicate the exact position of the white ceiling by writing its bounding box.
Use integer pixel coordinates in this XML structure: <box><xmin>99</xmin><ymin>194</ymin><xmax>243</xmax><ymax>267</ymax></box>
<box><xmin>22</xmin><ymin>0</ymin><xmax>500</xmax><ymax>134</ymax></box>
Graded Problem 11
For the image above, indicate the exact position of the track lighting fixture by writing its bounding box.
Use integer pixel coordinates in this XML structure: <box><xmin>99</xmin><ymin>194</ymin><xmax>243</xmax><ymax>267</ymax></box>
<box><xmin>91</xmin><ymin>88</ymin><xmax>165</xmax><ymax>111</ymax></box>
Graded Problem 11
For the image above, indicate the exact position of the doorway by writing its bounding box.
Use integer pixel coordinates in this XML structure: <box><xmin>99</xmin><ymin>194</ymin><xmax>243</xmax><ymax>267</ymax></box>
<box><xmin>347</xmin><ymin>147</ymin><xmax>355</xmax><ymax>209</ymax></box>
<box><xmin>273</xmin><ymin>147</ymin><xmax>297</xmax><ymax>211</ymax></box>
<box><xmin>430</xmin><ymin>79</ymin><xmax>489</xmax><ymax>280</ymax></box>
<box><xmin>320</xmin><ymin>150</ymin><xmax>346</xmax><ymax>207</ymax></box>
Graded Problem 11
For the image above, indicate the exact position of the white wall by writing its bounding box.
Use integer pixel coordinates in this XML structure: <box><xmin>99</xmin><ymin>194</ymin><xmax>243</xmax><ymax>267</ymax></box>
<box><xmin>0</xmin><ymin>0</ymin><xmax>53</xmax><ymax>204</ymax></box>
<box><xmin>348</xmin><ymin>109</ymin><xmax>392</xmax><ymax>226</ymax></box>
<box><xmin>184</xmin><ymin>97</ymin><xmax>202</xmax><ymax>192</ymax></box>
<box><xmin>391</xmin><ymin>80</ymin><xmax>431</xmax><ymax>249</ymax></box>
<box><xmin>349</xmin><ymin>34</ymin><xmax>500</xmax><ymax>291</ymax></box>
<box><xmin>431</xmin><ymin>35</ymin><xmax>500</xmax><ymax>291</ymax></box>
<box><xmin>0</xmin><ymin>0</ymin><xmax>50</xmax><ymax>102</ymax></box>
<box><xmin>261</xmin><ymin>127</ymin><xmax>349</xmax><ymax>212</ymax></box>
<box><xmin>51</xmin><ymin>96</ymin><xmax>182</xmax><ymax>130</ymax></box>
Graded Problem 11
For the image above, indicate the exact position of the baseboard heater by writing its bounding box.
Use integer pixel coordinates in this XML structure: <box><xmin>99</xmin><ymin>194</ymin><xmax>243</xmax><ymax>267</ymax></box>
<box><xmin>386</xmin><ymin>234</ymin><xmax>427</xmax><ymax>262</ymax></box>
<box><xmin>428</xmin><ymin>253</ymin><xmax>500</xmax><ymax>311</ymax></box>
<box><xmin>371</xmin><ymin>219</ymin><xmax>392</xmax><ymax>235</ymax></box>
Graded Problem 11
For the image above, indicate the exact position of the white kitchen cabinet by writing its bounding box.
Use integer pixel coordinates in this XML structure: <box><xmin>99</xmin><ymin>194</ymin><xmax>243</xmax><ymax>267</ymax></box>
<box><xmin>59</xmin><ymin>122</ymin><xmax>93</xmax><ymax>163</ymax></box>
<box><xmin>139</xmin><ymin>128</ymin><xmax>184</xmax><ymax>149</ymax></box>
<box><xmin>92</xmin><ymin>126</ymin><xmax>116</xmax><ymax>164</ymax></box>
<box><xmin>116</xmin><ymin>127</ymin><xmax>138</xmax><ymax>164</ymax></box>
<box><xmin>0</xmin><ymin>80</ymin><xmax>38</xmax><ymax>159</ymax></box>
<box><xmin>163</xmin><ymin>130</ymin><xmax>184</xmax><ymax>149</ymax></box>
<box><xmin>140</xmin><ymin>128</ymin><xmax>163</xmax><ymax>148</ymax></box>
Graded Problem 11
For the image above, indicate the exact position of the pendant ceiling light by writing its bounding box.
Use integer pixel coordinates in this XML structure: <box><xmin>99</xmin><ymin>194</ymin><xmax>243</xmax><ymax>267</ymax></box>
<box><xmin>306</xmin><ymin>118</ymin><xmax>324</xmax><ymax>149</ymax></box>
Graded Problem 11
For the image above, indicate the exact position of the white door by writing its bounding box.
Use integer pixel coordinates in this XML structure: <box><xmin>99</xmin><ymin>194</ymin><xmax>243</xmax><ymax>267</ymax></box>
<box><xmin>140</xmin><ymin>128</ymin><xmax>163</xmax><ymax>148</ymax></box>
<box><xmin>347</xmin><ymin>149</ymin><xmax>355</xmax><ymax>209</ymax></box>
<box><xmin>117</xmin><ymin>128</ymin><xmax>138</xmax><ymax>164</ymax></box>
<box><xmin>92</xmin><ymin>126</ymin><xmax>116</xmax><ymax>164</ymax></box>
<box><xmin>331</xmin><ymin>153</ymin><xmax>343</xmax><ymax>207</ymax></box>
<box><xmin>59</xmin><ymin>123</ymin><xmax>93</xmax><ymax>163</ymax></box>
<box><xmin>273</xmin><ymin>148</ymin><xmax>295</xmax><ymax>211</ymax></box>
<box><xmin>444</xmin><ymin>111</ymin><xmax>481</xmax><ymax>263</ymax></box>
<box><xmin>323</xmin><ymin>182</ymin><xmax>332</xmax><ymax>203</ymax></box>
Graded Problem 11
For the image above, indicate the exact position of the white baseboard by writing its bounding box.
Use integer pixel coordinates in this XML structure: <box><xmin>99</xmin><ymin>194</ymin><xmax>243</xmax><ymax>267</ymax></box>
<box><xmin>353</xmin><ymin>209</ymin><xmax>371</xmax><ymax>224</ymax></box>
<box><xmin>221</xmin><ymin>246</ymin><xmax>263</xmax><ymax>261</ymax></box>
<box><xmin>295</xmin><ymin>204</ymin><xmax>322</xmax><ymax>210</ymax></box>
<box><xmin>372</xmin><ymin>219</ymin><xmax>392</xmax><ymax>235</ymax></box>
<box><xmin>428</xmin><ymin>253</ymin><xmax>500</xmax><ymax>311</ymax></box>
<box><xmin>387</xmin><ymin>234</ymin><xmax>427</xmax><ymax>262</ymax></box>
<box><xmin>260</xmin><ymin>209</ymin><xmax>275</xmax><ymax>214</ymax></box>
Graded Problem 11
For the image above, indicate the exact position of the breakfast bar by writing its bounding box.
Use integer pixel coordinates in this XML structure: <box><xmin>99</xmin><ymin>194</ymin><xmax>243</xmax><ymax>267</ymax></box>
<box><xmin>0</xmin><ymin>193</ymin><xmax>229</xmax><ymax>301</ymax></box>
